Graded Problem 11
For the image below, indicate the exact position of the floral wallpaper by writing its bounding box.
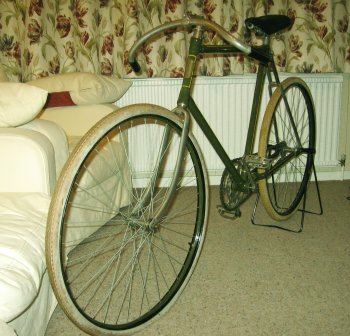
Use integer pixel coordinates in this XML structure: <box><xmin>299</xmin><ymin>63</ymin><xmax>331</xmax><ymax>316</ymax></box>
<box><xmin>0</xmin><ymin>0</ymin><xmax>350</xmax><ymax>81</ymax></box>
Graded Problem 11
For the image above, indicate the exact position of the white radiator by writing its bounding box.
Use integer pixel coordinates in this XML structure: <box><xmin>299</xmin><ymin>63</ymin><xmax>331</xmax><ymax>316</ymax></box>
<box><xmin>118</xmin><ymin>74</ymin><xmax>344</xmax><ymax>183</ymax></box>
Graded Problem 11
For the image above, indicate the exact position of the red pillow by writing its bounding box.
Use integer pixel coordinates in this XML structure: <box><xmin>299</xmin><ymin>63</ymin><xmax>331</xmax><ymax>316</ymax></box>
<box><xmin>45</xmin><ymin>91</ymin><xmax>76</xmax><ymax>108</ymax></box>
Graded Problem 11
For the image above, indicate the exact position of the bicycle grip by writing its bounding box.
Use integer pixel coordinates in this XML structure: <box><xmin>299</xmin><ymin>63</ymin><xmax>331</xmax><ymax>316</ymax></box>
<box><xmin>129</xmin><ymin>60</ymin><xmax>141</xmax><ymax>73</ymax></box>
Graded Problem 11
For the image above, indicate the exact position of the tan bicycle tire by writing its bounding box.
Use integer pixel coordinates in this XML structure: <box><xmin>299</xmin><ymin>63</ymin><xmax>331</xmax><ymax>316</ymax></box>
<box><xmin>258</xmin><ymin>77</ymin><xmax>316</xmax><ymax>221</ymax></box>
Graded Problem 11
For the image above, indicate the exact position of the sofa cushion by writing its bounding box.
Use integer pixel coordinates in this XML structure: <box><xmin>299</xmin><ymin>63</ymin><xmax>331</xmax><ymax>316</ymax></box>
<box><xmin>38</xmin><ymin>103</ymin><xmax>118</xmax><ymax>137</ymax></box>
<box><xmin>0</xmin><ymin>83</ymin><xmax>48</xmax><ymax>127</ymax></box>
<box><xmin>0</xmin><ymin>193</ymin><xmax>50</xmax><ymax>322</ymax></box>
<box><xmin>27</xmin><ymin>72</ymin><xmax>132</xmax><ymax>105</ymax></box>
<box><xmin>45</xmin><ymin>91</ymin><xmax>76</xmax><ymax>108</ymax></box>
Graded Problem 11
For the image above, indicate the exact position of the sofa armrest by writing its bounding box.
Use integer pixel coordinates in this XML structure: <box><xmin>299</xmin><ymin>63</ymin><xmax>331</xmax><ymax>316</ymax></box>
<box><xmin>0</xmin><ymin>320</ymin><xmax>16</xmax><ymax>336</ymax></box>
<box><xmin>0</xmin><ymin>128</ymin><xmax>56</xmax><ymax>195</ymax></box>
<box><xmin>19</xmin><ymin>119</ymin><xmax>69</xmax><ymax>177</ymax></box>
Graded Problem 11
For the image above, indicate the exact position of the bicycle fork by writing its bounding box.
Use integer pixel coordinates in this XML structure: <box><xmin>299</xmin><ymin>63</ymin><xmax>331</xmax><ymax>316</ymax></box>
<box><xmin>131</xmin><ymin>107</ymin><xmax>191</xmax><ymax>229</ymax></box>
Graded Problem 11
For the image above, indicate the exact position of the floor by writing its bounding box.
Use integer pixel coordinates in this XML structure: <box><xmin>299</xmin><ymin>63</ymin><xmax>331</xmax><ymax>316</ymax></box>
<box><xmin>45</xmin><ymin>181</ymin><xmax>350</xmax><ymax>336</ymax></box>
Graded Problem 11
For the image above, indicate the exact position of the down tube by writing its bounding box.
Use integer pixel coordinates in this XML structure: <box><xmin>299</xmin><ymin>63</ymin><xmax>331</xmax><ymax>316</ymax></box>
<box><xmin>188</xmin><ymin>97</ymin><xmax>244</xmax><ymax>187</ymax></box>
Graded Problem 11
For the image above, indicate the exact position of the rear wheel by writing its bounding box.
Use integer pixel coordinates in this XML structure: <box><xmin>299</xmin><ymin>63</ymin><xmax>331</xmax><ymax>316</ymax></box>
<box><xmin>46</xmin><ymin>104</ymin><xmax>208</xmax><ymax>335</ymax></box>
<box><xmin>258</xmin><ymin>77</ymin><xmax>316</xmax><ymax>221</ymax></box>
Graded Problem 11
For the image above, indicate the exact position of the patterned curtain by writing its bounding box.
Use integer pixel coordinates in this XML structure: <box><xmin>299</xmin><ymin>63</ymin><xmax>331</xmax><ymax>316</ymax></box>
<box><xmin>0</xmin><ymin>0</ymin><xmax>350</xmax><ymax>81</ymax></box>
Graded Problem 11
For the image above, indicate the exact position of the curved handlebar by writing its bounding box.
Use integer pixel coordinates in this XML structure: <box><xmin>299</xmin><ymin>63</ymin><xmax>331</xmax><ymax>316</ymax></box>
<box><xmin>128</xmin><ymin>16</ymin><xmax>252</xmax><ymax>73</ymax></box>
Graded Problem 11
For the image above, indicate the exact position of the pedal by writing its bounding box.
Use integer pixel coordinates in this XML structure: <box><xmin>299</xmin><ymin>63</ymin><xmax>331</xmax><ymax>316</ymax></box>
<box><xmin>245</xmin><ymin>154</ymin><xmax>271</xmax><ymax>169</ymax></box>
<box><xmin>217</xmin><ymin>206</ymin><xmax>242</xmax><ymax>220</ymax></box>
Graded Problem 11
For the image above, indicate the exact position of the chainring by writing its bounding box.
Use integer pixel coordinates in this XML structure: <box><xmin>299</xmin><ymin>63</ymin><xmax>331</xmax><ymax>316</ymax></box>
<box><xmin>219</xmin><ymin>158</ymin><xmax>251</xmax><ymax>211</ymax></box>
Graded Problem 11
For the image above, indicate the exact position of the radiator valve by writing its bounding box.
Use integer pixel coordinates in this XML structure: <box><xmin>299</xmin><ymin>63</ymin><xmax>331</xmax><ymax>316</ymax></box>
<box><xmin>339</xmin><ymin>154</ymin><xmax>346</xmax><ymax>167</ymax></box>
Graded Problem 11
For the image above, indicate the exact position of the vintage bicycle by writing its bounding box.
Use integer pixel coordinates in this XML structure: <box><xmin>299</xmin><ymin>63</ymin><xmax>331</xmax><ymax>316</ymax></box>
<box><xmin>46</xmin><ymin>15</ymin><xmax>316</xmax><ymax>335</ymax></box>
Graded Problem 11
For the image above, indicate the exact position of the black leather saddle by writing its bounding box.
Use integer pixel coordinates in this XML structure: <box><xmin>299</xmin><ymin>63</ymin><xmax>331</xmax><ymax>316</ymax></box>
<box><xmin>245</xmin><ymin>15</ymin><xmax>292</xmax><ymax>35</ymax></box>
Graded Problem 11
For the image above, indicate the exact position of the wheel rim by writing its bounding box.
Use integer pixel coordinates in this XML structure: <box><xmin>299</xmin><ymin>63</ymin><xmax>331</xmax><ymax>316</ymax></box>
<box><xmin>260</xmin><ymin>80</ymin><xmax>315</xmax><ymax>218</ymax></box>
<box><xmin>57</xmin><ymin>113</ymin><xmax>206</xmax><ymax>331</ymax></box>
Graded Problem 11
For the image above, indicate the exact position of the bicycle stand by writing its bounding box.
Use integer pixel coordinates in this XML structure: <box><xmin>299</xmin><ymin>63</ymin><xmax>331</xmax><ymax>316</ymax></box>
<box><xmin>250</xmin><ymin>163</ymin><xmax>323</xmax><ymax>233</ymax></box>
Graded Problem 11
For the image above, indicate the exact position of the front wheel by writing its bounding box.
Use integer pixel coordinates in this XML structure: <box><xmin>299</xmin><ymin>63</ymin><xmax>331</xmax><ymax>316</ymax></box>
<box><xmin>46</xmin><ymin>104</ymin><xmax>208</xmax><ymax>335</ymax></box>
<box><xmin>258</xmin><ymin>77</ymin><xmax>316</xmax><ymax>221</ymax></box>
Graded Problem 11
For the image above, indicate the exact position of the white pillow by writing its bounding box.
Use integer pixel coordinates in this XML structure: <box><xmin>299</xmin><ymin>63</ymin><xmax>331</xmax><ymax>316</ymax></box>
<box><xmin>0</xmin><ymin>83</ymin><xmax>48</xmax><ymax>127</ymax></box>
<box><xmin>27</xmin><ymin>72</ymin><xmax>132</xmax><ymax>105</ymax></box>
<box><xmin>0</xmin><ymin>63</ymin><xmax>9</xmax><ymax>82</ymax></box>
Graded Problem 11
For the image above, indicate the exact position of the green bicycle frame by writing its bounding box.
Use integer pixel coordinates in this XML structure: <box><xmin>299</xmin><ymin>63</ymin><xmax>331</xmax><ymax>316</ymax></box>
<box><xmin>177</xmin><ymin>30</ymin><xmax>273</xmax><ymax>191</ymax></box>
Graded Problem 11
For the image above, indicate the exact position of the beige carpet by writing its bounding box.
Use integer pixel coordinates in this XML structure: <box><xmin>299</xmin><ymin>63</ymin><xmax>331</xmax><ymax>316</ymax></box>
<box><xmin>45</xmin><ymin>181</ymin><xmax>350</xmax><ymax>336</ymax></box>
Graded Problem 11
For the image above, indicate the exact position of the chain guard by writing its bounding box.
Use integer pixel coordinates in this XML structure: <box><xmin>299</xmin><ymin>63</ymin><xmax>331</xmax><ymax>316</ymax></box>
<box><xmin>219</xmin><ymin>158</ymin><xmax>252</xmax><ymax>211</ymax></box>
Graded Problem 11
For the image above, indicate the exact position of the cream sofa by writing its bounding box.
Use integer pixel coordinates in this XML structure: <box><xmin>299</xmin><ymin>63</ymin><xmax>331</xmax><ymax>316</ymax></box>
<box><xmin>0</xmin><ymin>119</ymin><xmax>69</xmax><ymax>336</ymax></box>
<box><xmin>0</xmin><ymin>69</ymin><xmax>131</xmax><ymax>335</ymax></box>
